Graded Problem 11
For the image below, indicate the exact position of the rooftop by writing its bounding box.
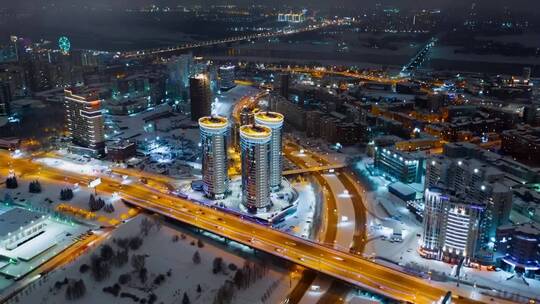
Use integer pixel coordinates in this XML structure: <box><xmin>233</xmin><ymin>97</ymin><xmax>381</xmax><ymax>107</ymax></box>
<box><xmin>255</xmin><ymin>111</ymin><xmax>284</xmax><ymax>124</ymax></box>
<box><xmin>0</xmin><ymin>208</ymin><xmax>45</xmax><ymax>239</ymax></box>
<box><xmin>199</xmin><ymin>116</ymin><xmax>229</xmax><ymax>129</ymax></box>
<box><xmin>240</xmin><ymin>124</ymin><xmax>272</xmax><ymax>139</ymax></box>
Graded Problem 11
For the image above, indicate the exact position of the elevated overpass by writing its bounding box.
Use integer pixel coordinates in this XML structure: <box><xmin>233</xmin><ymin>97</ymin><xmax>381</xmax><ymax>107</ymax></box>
<box><xmin>282</xmin><ymin>164</ymin><xmax>346</xmax><ymax>176</ymax></box>
<box><xmin>0</xmin><ymin>152</ymin><xmax>481</xmax><ymax>304</ymax></box>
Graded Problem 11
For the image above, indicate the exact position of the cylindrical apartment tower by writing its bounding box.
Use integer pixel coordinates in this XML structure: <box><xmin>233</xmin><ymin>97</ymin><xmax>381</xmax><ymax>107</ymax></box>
<box><xmin>240</xmin><ymin>124</ymin><xmax>272</xmax><ymax>213</ymax></box>
<box><xmin>255</xmin><ymin>112</ymin><xmax>284</xmax><ymax>191</ymax></box>
<box><xmin>199</xmin><ymin>116</ymin><xmax>229</xmax><ymax>199</ymax></box>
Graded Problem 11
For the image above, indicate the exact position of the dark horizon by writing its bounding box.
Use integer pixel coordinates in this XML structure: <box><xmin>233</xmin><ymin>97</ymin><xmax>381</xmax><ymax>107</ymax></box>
<box><xmin>1</xmin><ymin>0</ymin><xmax>538</xmax><ymax>12</ymax></box>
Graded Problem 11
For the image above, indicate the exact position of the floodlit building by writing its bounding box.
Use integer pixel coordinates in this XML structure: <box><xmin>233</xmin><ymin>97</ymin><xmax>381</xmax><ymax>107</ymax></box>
<box><xmin>199</xmin><ymin>116</ymin><xmax>230</xmax><ymax>199</ymax></box>
<box><xmin>240</xmin><ymin>124</ymin><xmax>272</xmax><ymax>212</ymax></box>
<box><xmin>189</xmin><ymin>73</ymin><xmax>212</xmax><ymax>121</ymax></box>
<box><xmin>64</xmin><ymin>88</ymin><xmax>106</xmax><ymax>157</ymax></box>
<box><xmin>374</xmin><ymin>147</ymin><xmax>424</xmax><ymax>183</ymax></box>
<box><xmin>425</xmin><ymin>155</ymin><xmax>513</xmax><ymax>241</ymax></box>
<box><xmin>255</xmin><ymin>112</ymin><xmax>284</xmax><ymax>191</ymax></box>
<box><xmin>496</xmin><ymin>223</ymin><xmax>540</xmax><ymax>278</ymax></box>
<box><xmin>0</xmin><ymin>208</ymin><xmax>47</xmax><ymax>251</ymax></box>
<box><xmin>219</xmin><ymin>65</ymin><xmax>236</xmax><ymax>91</ymax></box>
<box><xmin>420</xmin><ymin>187</ymin><xmax>486</xmax><ymax>265</ymax></box>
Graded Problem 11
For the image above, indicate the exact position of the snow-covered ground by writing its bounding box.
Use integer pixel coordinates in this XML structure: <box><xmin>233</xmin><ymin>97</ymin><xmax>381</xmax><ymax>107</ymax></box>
<box><xmin>36</xmin><ymin>157</ymin><xmax>109</xmax><ymax>176</ymax></box>
<box><xmin>12</xmin><ymin>215</ymin><xmax>298</xmax><ymax>304</ymax></box>
<box><xmin>1</xmin><ymin>171</ymin><xmax>135</xmax><ymax>226</ymax></box>
<box><xmin>273</xmin><ymin>181</ymin><xmax>317</xmax><ymax>240</ymax></box>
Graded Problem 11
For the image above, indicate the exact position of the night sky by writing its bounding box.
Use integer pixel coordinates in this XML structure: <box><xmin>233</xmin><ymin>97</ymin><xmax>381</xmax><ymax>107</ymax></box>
<box><xmin>1</xmin><ymin>0</ymin><xmax>538</xmax><ymax>12</ymax></box>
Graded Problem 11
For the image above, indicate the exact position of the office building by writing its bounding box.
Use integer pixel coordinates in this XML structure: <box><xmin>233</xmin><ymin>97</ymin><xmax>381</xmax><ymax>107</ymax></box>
<box><xmin>374</xmin><ymin>147</ymin><xmax>424</xmax><ymax>183</ymax></box>
<box><xmin>420</xmin><ymin>187</ymin><xmax>486</xmax><ymax>265</ymax></box>
<box><xmin>199</xmin><ymin>116</ymin><xmax>230</xmax><ymax>199</ymax></box>
<box><xmin>167</xmin><ymin>54</ymin><xmax>193</xmax><ymax>100</ymax></box>
<box><xmin>0</xmin><ymin>207</ymin><xmax>47</xmax><ymax>251</ymax></box>
<box><xmin>0</xmin><ymin>82</ymin><xmax>12</xmax><ymax>116</ymax></box>
<box><xmin>496</xmin><ymin>223</ymin><xmax>540</xmax><ymax>278</ymax></box>
<box><xmin>219</xmin><ymin>65</ymin><xmax>236</xmax><ymax>91</ymax></box>
<box><xmin>255</xmin><ymin>112</ymin><xmax>284</xmax><ymax>191</ymax></box>
<box><xmin>190</xmin><ymin>73</ymin><xmax>212</xmax><ymax>121</ymax></box>
<box><xmin>424</xmin><ymin>152</ymin><xmax>513</xmax><ymax>264</ymax></box>
<box><xmin>279</xmin><ymin>73</ymin><xmax>290</xmax><ymax>100</ymax></box>
<box><xmin>240</xmin><ymin>124</ymin><xmax>272</xmax><ymax>212</ymax></box>
<box><xmin>425</xmin><ymin>155</ymin><xmax>513</xmax><ymax>242</ymax></box>
<box><xmin>107</xmin><ymin>141</ymin><xmax>137</xmax><ymax>162</ymax></box>
<box><xmin>64</xmin><ymin>88</ymin><xmax>106</xmax><ymax>157</ymax></box>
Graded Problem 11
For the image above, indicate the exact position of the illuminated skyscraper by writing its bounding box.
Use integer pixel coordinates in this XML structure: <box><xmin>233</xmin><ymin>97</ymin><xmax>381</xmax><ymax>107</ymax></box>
<box><xmin>64</xmin><ymin>88</ymin><xmax>105</xmax><ymax>157</ymax></box>
<box><xmin>420</xmin><ymin>187</ymin><xmax>485</xmax><ymax>265</ymax></box>
<box><xmin>199</xmin><ymin>116</ymin><xmax>229</xmax><ymax>199</ymax></box>
<box><xmin>240</xmin><ymin>124</ymin><xmax>272</xmax><ymax>212</ymax></box>
<box><xmin>190</xmin><ymin>73</ymin><xmax>212</xmax><ymax>121</ymax></box>
<box><xmin>254</xmin><ymin>112</ymin><xmax>284</xmax><ymax>191</ymax></box>
<box><xmin>219</xmin><ymin>65</ymin><xmax>236</xmax><ymax>91</ymax></box>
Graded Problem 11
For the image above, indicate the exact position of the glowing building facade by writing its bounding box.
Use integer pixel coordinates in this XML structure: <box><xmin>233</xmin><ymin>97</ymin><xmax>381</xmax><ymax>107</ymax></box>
<box><xmin>420</xmin><ymin>187</ymin><xmax>485</xmax><ymax>265</ymax></box>
<box><xmin>240</xmin><ymin>125</ymin><xmax>272</xmax><ymax>212</ymax></box>
<box><xmin>64</xmin><ymin>88</ymin><xmax>106</xmax><ymax>157</ymax></box>
<box><xmin>254</xmin><ymin>112</ymin><xmax>284</xmax><ymax>191</ymax></box>
<box><xmin>219</xmin><ymin>65</ymin><xmax>236</xmax><ymax>91</ymax></box>
<box><xmin>199</xmin><ymin>116</ymin><xmax>229</xmax><ymax>199</ymax></box>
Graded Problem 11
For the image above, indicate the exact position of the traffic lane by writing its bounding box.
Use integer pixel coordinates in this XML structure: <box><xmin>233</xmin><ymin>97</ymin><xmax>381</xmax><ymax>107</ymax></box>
<box><xmin>120</xmin><ymin>191</ymin><xmax>453</xmax><ymax>304</ymax></box>
<box><xmin>1</xmin><ymin>153</ymin><xmax>476</xmax><ymax>304</ymax></box>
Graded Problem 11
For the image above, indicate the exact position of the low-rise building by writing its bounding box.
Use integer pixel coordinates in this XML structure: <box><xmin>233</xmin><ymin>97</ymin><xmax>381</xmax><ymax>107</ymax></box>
<box><xmin>374</xmin><ymin>146</ymin><xmax>424</xmax><ymax>183</ymax></box>
<box><xmin>496</xmin><ymin>223</ymin><xmax>540</xmax><ymax>278</ymax></box>
<box><xmin>0</xmin><ymin>208</ymin><xmax>47</xmax><ymax>251</ymax></box>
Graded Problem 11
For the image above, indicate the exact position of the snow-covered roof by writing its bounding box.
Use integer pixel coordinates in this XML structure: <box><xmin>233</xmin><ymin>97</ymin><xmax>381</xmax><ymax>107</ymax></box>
<box><xmin>0</xmin><ymin>208</ymin><xmax>44</xmax><ymax>238</ymax></box>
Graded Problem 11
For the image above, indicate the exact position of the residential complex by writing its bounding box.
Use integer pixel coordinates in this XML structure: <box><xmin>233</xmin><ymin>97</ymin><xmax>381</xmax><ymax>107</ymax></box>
<box><xmin>64</xmin><ymin>88</ymin><xmax>106</xmax><ymax>157</ymax></box>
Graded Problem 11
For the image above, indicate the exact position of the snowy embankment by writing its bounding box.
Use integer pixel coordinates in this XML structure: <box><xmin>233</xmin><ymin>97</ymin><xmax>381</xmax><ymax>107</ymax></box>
<box><xmin>12</xmin><ymin>215</ymin><xmax>298</xmax><ymax>304</ymax></box>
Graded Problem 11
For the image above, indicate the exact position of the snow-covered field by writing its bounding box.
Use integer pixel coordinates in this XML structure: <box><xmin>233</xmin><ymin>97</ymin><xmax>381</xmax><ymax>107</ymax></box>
<box><xmin>12</xmin><ymin>215</ymin><xmax>298</xmax><ymax>304</ymax></box>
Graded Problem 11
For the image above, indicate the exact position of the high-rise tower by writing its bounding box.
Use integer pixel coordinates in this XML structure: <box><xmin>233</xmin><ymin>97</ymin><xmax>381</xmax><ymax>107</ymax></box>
<box><xmin>199</xmin><ymin>116</ymin><xmax>229</xmax><ymax>199</ymax></box>
<box><xmin>190</xmin><ymin>73</ymin><xmax>212</xmax><ymax>121</ymax></box>
<box><xmin>64</xmin><ymin>88</ymin><xmax>105</xmax><ymax>157</ymax></box>
<box><xmin>240</xmin><ymin>124</ymin><xmax>272</xmax><ymax>212</ymax></box>
<box><xmin>254</xmin><ymin>112</ymin><xmax>284</xmax><ymax>191</ymax></box>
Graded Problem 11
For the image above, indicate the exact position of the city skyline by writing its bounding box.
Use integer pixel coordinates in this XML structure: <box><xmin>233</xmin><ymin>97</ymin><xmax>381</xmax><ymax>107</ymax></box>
<box><xmin>0</xmin><ymin>1</ymin><xmax>539</xmax><ymax>303</ymax></box>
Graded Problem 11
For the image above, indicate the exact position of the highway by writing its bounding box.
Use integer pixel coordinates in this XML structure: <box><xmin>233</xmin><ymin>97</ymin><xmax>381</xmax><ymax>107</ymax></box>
<box><xmin>0</xmin><ymin>152</ymin><xmax>485</xmax><ymax>304</ymax></box>
<box><xmin>282</xmin><ymin>164</ymin><xmax>346</xmax><ymax>176</ymax></box>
